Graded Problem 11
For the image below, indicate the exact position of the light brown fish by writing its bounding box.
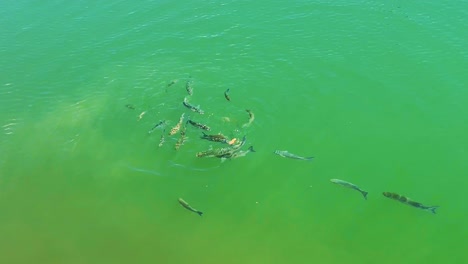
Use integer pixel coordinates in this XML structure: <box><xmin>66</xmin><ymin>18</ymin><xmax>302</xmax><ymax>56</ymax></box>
<box><xmin>169</xmin><ymin>113</ymin><xmax>185</xmax><ymax>135</ymax></box>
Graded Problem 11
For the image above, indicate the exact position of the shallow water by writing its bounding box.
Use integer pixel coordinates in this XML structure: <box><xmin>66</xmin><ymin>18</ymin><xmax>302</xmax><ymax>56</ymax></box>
<box><xmin>1</xmin><ymin>1</ymin><xmax>467</xmax><ymax>263</ymax></box>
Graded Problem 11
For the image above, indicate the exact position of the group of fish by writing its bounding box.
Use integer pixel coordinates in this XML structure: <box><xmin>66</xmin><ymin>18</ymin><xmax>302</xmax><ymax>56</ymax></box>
<box><xmin>127</xmin><ymin>77</ymin><xmax>439</xmax><ymax>217</ymax></box>
<box><xmin>179</xmin><ymin>179</ymin><xmax>439</xmax><ymax>217</ymax></box>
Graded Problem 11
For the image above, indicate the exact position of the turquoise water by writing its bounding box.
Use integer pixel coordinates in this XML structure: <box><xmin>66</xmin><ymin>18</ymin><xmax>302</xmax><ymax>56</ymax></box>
<box><xmin>1</xmin><ymin>1</ymin><xmax>467</xmax><ymax>263</ymax></box>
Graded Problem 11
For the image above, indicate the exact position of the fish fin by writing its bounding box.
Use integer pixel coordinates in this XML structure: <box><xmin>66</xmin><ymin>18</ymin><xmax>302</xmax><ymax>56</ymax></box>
<box><xmin>362</xmin><ymin>191</ymin><xmax>368</xmax><ymax>200</ymax></box>
<box><xmin>428</xmin><ymin>206</ymin><xmax>439</xmax><ymax>214</ymax></box>
<box><xmin>248</xmin><ymin>146</ymin><xmax>255</xmax><ymax>152</ymax></box>
<box><xmin>197</xmin><ymin>211</ymin><xmax>203</xmax><ymax>216</ymax></box>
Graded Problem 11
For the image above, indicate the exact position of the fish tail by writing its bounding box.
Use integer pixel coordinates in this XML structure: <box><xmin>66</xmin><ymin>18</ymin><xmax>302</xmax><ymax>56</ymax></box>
<box><xmin>248</xmin><ymin>146</ymin><xmax>256</xmax><ymax>152</ymax></box>
<box><xmin>427</xmin><ymin>206</ymin><xmax>439</xmax><ymax>214</ymax></box>
<box><xmin>305</xmin><ymin>157</ymin><xmax>314</xmax><ymax>161</ymax></box>
<box><xmin>197</xmin><ymin>211</ymin><xmax>203</xmax><ymax>216</ymax></box>
<box><xmin>362</xmin><ymin>191</ymin><xmax>368</xmax><ymax>200</ymax></box>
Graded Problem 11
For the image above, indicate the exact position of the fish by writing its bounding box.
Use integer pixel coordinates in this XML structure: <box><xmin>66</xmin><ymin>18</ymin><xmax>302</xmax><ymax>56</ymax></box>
<box><xmin>200</xmin><ymin>132</ymin><xmax>228</xmax><ymax>143</ymax></box>
<box><xmin>167</xmin><ymin>79</ymin><xmax>178</xmax><ymax>88</ymax></box>
<box><xmin>274</xmin><ymin>150</ymin><xmax>313</xmax><ymax>161</ymax></box>
<box><xmin>175</xmin><ymin>126</ymin><xmax>187</xmax><ymax>150</ymax></box>
<box><xmin>330</xmin><ymin>179</ymin><xmax>368</xmax><ymax>200</ymax></box>
<box><xmin>125</xmin><ymin>104</ymin><xmax>135</xmax><ymax>110</ymax></box>
<box><xmin>178</xmin><ymin>198</ymin><xmax>203</xmax><ymax>216</ymax></box>
<box><xmin>383</xmin><ymin>192</ymin><xmax>439</xmax><ymax>214</ymax></box>
<box><xmin>148</xmin><ymin>120</ymin><xmax>166</xmax><ymax>134</ymax></box>
<box><xmin>242</xmin><ymin>109</ymin><xmax>254</xmax><ymax>128</ymax></box>
<box><xmin>224</xmin><ymin>88</ymin><xmax>231</xmax><ymax>101</ymax></box>
<box><xmin>187</xmin><ymin>120</ymin><xmax>210</xmax><ymax>131</ymax></box>
<box><xmin>186</xmin><ymin>78</ymin><xmax>193</xmax><ymax>96</ymax></box>
<box><xmin>182</xmin><ymin>97</ymin><xmax>204</xmax><ymax>114</ymax></box>
<box><xmin>169</xmin><ymin>113</ymin><xmax>185</xmax><ymax>135</ymax></box>
<box><xmin>158</xmin><ymin>130</ymin><xmax>165</xmax><ymax>147</ymax></box>
<box><xmin>197</xmin><ymin>136</ymin><xmax>247</xmax><ymax>158</ymax></box>
<box><xmin>137</xmin><ymin>111</ymin><xmax>147</xmax><ymax>121</ymax></box>
<box><xmin>220</xmin><ymin>146</ymin><xmax>255</xmax><ymax>161</ymax></box>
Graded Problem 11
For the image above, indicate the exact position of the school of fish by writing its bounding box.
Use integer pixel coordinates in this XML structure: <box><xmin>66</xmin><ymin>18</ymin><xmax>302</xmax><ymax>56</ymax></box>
<box><xmin>125</xmin><ymin>76</ymin><xmax>439</xmax><ymax>217</ymax></box>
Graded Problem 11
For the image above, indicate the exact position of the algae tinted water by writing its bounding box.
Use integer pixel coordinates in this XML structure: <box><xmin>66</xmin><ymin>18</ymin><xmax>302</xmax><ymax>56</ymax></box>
<box><xmin>1</xmin><ymin>1</ymin><xmax>467</xmax><ymax>263</ymax></box>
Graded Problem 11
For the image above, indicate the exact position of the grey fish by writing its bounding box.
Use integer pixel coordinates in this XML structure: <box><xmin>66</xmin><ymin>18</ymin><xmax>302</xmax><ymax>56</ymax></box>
<box><xmin>183</xmin><ymin>97</ymin><xmax>204</xmax><ymax>114</ymax></box>
<box><xmin>330</xmin><ymin>179</ymin><xmax>368</xmax><ymax>200</ymax></box>
<box><xmin>383</xmin><ymin>192</ymin><xmax>439</xmax><ymax>214</ymax></box>
<box><xmin>220</xmin><ymin>146</ymin><xmax>255</xmax><ymax>161</ymax></box>
<box><xmin>241</xmin><ymin>109</ymin><xmax>254</xmax><ymax>128</ymax></box>
<box><xmin>167</xmin><ymin>79</ymin><xmax>178</xmax><ymax>88</ymax></box>
<box><xmin>178</xmin><ymin>198</ymin><xmax>203</xmax><ymax>216</ymax></box>
<box><xmin>186</xmin><ymin>78</ymin><xmax>193</xmax><ymax>96</ymax></box>
<box><xmin>148</xmin><ymin>120</ymin><xmax>166</xmax><ymax>134</ymax></box>
<box><xmin>274</xmin><ymin>150</ymin><xmax>313</xmax><ymax>161</ymax></box>
<box><xmin>187</xmin><ymin>120</ymin><xmax>210</xmax><ymax>131</ymax></box>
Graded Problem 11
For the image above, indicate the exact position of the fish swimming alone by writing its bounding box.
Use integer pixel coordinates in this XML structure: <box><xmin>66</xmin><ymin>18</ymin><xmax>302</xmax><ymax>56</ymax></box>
<box><xmin>224</xmin><ymin>88</ymin><xmax>231</xmax><ymax>101</ymax></box>
<box><xmin>167</xmin><ymin>79</ymin><xmax>178</xmax><ymax>88</ymax></box>
<box><xmin>148</xmin><ymin>120</ymin><xmax>166</xmax><ymax>134</ymax></box>
<box><xmin>330</xmin><ymin>179</ymin><xmax>368</xmax><ymax>200</ymax></box>
<box><xmin>187</xmin><ymin>120</ymin><xmax>210</xmax><ymax>131</ymax></box>
<box><xmin>274</xmin><ymin>150</ymin><xmax>313</xmax><ymax>161</ymax></box>
<box><xmin>178</xmin><ymin>198</ymin><xmax>203</xmax><ymax>216</ymax></box>
<box><xmin>242</xmin><ymin>109</ymin><xmax>254</xmax><ymax>128</ymax></box>
<box><xmin>182</xmin><ymin>97</ymin><xmax>204</xmax><ymax>114</ymax></box>
<box><xmin>186</xmin><ymin>78</ymin><xmax>193</xmax><ymax>96</ymax></box>
<box><xmin>383</xmin><ymin>192</ymin><xmax>439</xmax><ymax>214</ymax></box>
<box><xmin>158</xmin><ymin>130</ymin><xmax>165</xmax><ymax>147</ymax></box>
<box><xmin>169</xmin><ymin>113</ymin><xmax>185</xmax><ymax>135</ymax></box>
<box><xmin>125</xmin><ymin>104</ymin><xmax>135</xmax><ymax>110</ymax></box>
<box><xmin>137</xmin><ymin>111</ymin><xmax>147</xmax><ymax>121</ymax></box>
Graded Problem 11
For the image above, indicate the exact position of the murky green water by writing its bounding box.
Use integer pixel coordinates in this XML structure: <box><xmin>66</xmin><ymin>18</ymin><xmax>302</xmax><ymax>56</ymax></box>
<box><xmin>1</xmin><ymin>1</ymin><xmax>467</xmax><ymax>263</ymax></box>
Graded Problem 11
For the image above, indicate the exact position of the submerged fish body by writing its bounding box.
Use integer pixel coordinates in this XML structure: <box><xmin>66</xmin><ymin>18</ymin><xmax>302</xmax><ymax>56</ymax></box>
<box><xmin>196</xmin><ymin>136</ymin><xmax>247</xmax><ymax>158</ymax></box>
<box><xmin>169</xmin><ymin>113</ymin><xmax>185</xmax><ymax>135</ymax></box>
<box><xmin>330</xmin><ymin>179</ymin><xmax>368</xmax><ymax>200</ymax></box>
<box><xmin>383</xmin><ymin>192</ymin><xmax>439</xmax><ymax>214</ymax></box>
<box><xmin>200</xmin><ymin>132</ymin><xmax>228</xmax><ymax>143</ymax></box>
<box><xmin>221</xmin><ymin>146</ymin><xmax>255</xmax><ymax>161</ymax></box>
<box><xmin>175</xmin><ymin>126</ymin><xmax>187</xmax><ymax>150</ymax></box>
<box><xmin>158</xmin><ymin>130</ymin><xmax>165</xmax><ymax>147</ymax></box>
<box><xmin>178</xmin><ymin>198</ymin><xmax>203</xmax><ymax>216</ymax></box>
<box><xmin>148</xmin><ymin>120</ymin><xmax>166</xmax><ymax>134</ymax></box>
<box><xmin>186</xmin><ymin>79</ymin><xmax>193</xmax><ymax>96</ymax></box>
<box><xmin>224</xmin><ymin>88</ymin><xmax>231</xmax><ymax>101</ymax></box>
<box><xmin>187</xmin><ymin>120</ymin><xmax>210</xmax><ymax>131</ymax></box>
<box><xmin>274</xmin><ymin>150</ymin><xmax>313</xmax><ymax>161</ymax></box>
<box><xmin>167</xmin><ymin>79</ymin><xmax>178</xmax><ymax>88</ymax></box>
<box><xmin>242</xmin><ymin>109</ymin><xmax>254</xmax><ymax>128</ymax></box>
<box><xmin>183</xmin><ymin>97</ymin><xmax>204</xmax><ymax>114</ymax></box>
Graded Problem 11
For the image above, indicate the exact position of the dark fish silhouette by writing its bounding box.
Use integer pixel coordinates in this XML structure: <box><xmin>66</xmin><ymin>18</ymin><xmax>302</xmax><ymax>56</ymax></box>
<box><xmin>383</xmin><ymin>192</ymin><xmax>439</xmax><ymax>214</ymax></box>
<box><xmin>224</xmin><ymin>88</ymin><xmax>231</xmax><ymax>101</ymax></box>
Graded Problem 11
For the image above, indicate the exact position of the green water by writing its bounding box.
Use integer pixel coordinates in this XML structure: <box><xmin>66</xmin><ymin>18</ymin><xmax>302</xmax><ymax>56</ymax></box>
<box><xmin>1</xmin><ymin>1</ymin><xmax>467</xmax><ymax>263</ymax></box>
